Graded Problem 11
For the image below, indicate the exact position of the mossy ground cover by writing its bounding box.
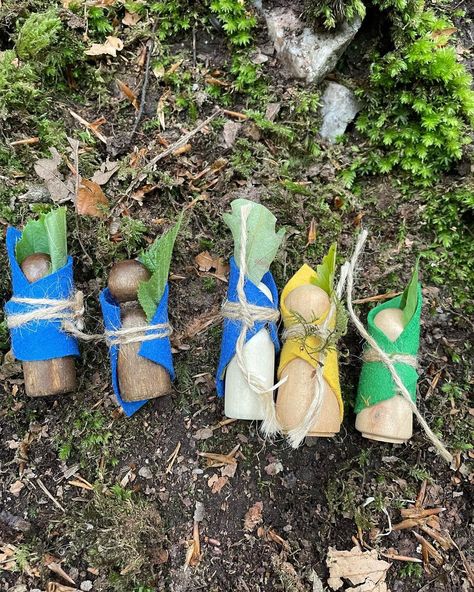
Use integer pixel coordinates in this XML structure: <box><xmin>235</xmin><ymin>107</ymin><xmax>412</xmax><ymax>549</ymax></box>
<box><xmin>0</xmin><ymin>1</ymin><xmax>472</xmax><ymax>591</ymax></box>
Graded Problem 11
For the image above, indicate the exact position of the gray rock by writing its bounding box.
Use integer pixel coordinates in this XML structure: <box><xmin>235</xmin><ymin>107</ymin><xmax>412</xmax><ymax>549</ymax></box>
<box><xmin>80</xmin><ymin>580</ymin><xmax>93</xmax><ymax>591</ymax></box>
<box><xmin>258</xmin><ymin>6</ymin><xmax>361</xmax><ymax>83</ymax></box>
<box><xmin>319</xmin><ymin>82</ymin><xmax>360</xmax><ymax>141</ymax></box>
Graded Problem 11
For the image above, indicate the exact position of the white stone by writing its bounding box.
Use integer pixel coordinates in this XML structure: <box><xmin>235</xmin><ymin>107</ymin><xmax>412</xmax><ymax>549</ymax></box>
<box><xmin>319</xmin><ymin>82</ymin><xmax>360</xmax><ymax>141</ymax></box>
<box><xmin>258</xmin><ymin>5</ymin><xmax>362</xmax><ymax>83</ymax></box>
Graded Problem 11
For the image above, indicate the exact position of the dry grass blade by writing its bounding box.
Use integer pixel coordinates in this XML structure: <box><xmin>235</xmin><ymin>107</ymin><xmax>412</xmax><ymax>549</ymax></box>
<box><xmin>419</xmin><ymin>524</ymin><xmax>453</xmax><ymax>550</ymax></box>
<box><xmin>413</xmin><ymin>532</ymin><xmax>444</xmax><ymax>566</ymax></box>
<box><xmin>353</xmin><ymin>291</ymin><xmax>402</xmax><ymax>305</ymax></box>
<box><xmin>69</xmin><ymin>109</ymin><xmax>107</xmax><ymax>143</ymax></box>
<box><xmin>166</xmin><ymin>442</ymin><xmax>181</xmax><ymax>474</ymax></box>
<box><xmin>400</xmin><ymin>507</ymin><xmax>445</xmax><ymax>519</ymax></box>
<box><xmin>392</xmin><ymin>518</ymin><xmax>421</xmax><ymax>531</ymax></box>
<box><xmin>44</xmin><ymin>554</ymin><xmax>76</xmax><ymax>585</ymax></box>
<box><xmin>10</xmin><ymin>137</ymin><xmax>40</xmax><ymax>146</ymax></box>
<box><xmin>184</xmin><ymin>521</ymin><xmax>201</xmax><ymax>570</ymax></box>
<box><xmin>37</xmin><ymin>478</ymin><xmax>65</xmax><ymax>513</ymax></box>
<box><xmin>198</xmin><ymin>444</ymin><xmax>239</xmax><ymax>468</ymax></box>
<box><xmin>67</xmin><ymin>475</ymin><xmax>94</xmax><ymax>491</ymax></box>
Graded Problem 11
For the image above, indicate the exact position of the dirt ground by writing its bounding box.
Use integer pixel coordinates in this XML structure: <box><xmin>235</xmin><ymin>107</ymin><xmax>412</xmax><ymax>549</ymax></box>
<box><xmin>0</xmin><ymin>1</ymin><xmax>472</xmax><ymax>591</ymax></box>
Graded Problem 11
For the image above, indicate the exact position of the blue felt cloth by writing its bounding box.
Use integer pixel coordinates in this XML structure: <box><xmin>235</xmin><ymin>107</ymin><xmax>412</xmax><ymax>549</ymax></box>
<box><xmin>99</xmin><ymin>284</ymin><xmax>175</xmax><ymax>417</ymax></box>
<box><xmin>4</xmin><ymin>226</ymin><xmax>80</xmax><ymax>362</ymax></box>
<box><xmin>215</xmin><ymin>257</ymin><xmax>280</xmax><ymax>397</ymax></box>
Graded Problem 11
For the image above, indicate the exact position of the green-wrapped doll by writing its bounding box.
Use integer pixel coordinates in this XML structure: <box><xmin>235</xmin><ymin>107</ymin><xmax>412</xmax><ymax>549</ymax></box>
<box><xmin>355</xmin><ymin>265</ymin><xmax>422</xmax><ymax>443</ymax></box>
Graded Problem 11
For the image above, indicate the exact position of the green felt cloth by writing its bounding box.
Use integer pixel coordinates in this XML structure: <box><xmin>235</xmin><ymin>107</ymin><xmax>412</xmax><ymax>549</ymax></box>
<box><xmin>355</xmin><ymin>284</ymin><xmax>422</xmax><ymax>413</ymax></box>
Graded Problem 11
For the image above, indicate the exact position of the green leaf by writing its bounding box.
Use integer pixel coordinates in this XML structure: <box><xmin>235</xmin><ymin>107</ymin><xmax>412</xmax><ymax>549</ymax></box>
<box><xmin>15</xmin><ymin>218</ymin><xmax>50</xmax><ymax>265</ymax></box>
<box><xmin>311</xmin><ymin>243</ymin><xmax>337</xmax><ymax>295</ymax></box>
<box><xmin>43</xmin><ymin>207</ymin><xmax>67</xmax><ymax>271</ymax></box>
<box><xmin>15</xmin><ymin>207</ymin><xmax>68</xmax><ymax>272</ymax></box>
<box><xmin>223</xmin><ymin>198</ymin><xmax>285</xmax><ymax>286</ymax></box>
<box><xmin>137</xmin><ymin>213</ymin><xmax>183</xmax><ymax>322</ymax></box>
<box><xmin>400</xmin><ymin>261</ymin><xmax>420</xmax><ymax>325</ymax></box>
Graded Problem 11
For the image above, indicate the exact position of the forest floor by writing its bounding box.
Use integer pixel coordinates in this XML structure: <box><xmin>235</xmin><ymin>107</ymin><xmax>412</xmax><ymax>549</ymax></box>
<box><xmin>0</xmin><ymin>1</ymin><xmax>472</xmax><ymax>591</ymax></box>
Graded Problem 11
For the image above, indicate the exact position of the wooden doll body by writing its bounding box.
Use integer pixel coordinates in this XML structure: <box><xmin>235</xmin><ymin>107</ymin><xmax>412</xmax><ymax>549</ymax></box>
<box><xmin>224</xmin><ymin>282</ymin><xmax>275</xmax><ymax>420</ymax></box>
<box><xmin>355</xmin><ymin>307</ymin><xmax>413</xmax><ymax>443</ymax></box>
<box><xmin>109</xmin><ymin>260</ymin><xmax>171</xmax><ymax>403</ymax></box>
<box><xmin>21</xmin><ymin>253</ymin><xmax>76</xmax><ymax>397</ymax></box>
<box><xmin>117</xmin><ymin>304</ymin><xmax>171</xmax><ymax>402</ymax></box>
<box><xmin>276</xmin><ymin>284</ymin><xmax>341</xmax><ymax>437</ymax></box>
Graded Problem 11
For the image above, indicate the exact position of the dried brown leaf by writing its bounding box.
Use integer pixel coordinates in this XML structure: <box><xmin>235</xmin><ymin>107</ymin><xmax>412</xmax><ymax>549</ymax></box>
<box><xmin>34</xmin><ymin>148</ymin><xmax>75</xmax><ymax>202</ymax></box>
<box><xmin>306</xmin><ymin>217</ymin><xmax>317</xmax><ymax>246</ymax></box>
<box><xmin>327</xmin><ymin>546</ymin><xmax>391</xmax><ymax>592</ymax></box>
<box><xmin>244</xmin><ymin>501</ymin><xmax>263</xmax><ymax>532</ymax></box>
<box><xmin>9</xmin><ymin>480</ymin><xmax>25</xmax><ymax>496</ymax></box>
<box><xmin>85</xmin><ymin>36</ymin><xmax>124</xmax><ymax>57</ymax></box>
<box><xmin>77</xmin><ymin>179</ymin><xmax>109</xmax><ymax>217</ymax></box>
<box><xmin>117</xmin><ymin>79</ymin><xmax>139</xmax><ymax>110</ymax></box>
<box><xmin>91</xmin><ymin>159</ymin><xmax>119</xmax><ymax>185</ymax></box>
<box><xmin>122</xmin><ymin>11</ymin><xmax>141</xmax><ymax>26</ymax></box>
<box><xmin>207</xmin><ymin>474</ymin><xmax>228</xmax><ymax>494</ymax></box>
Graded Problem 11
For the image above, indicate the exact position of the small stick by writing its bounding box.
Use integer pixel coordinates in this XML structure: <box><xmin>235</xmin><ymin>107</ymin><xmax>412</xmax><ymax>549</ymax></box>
<box><xmin>166</xmin><ymin>442</ymin><xmax>181</xmax><ymax>474</ymax></box>
<box><xmin>69</xmin><ymin>109</ymin><xmax>107</xmax><ymax>144</ymax></box>
<box><xmin>10</xmin><ymin>137</ymin><xmax>40</xmax><ymax>147</ymax></box>
<box><xmin>353</xmin><ymin>291</ymin><xmax>402</xmax><ymax>304</ymax></box>
<box><xmin>222</xmin><ymin>109</ymin><xmax>248</xmax><ymax>120</ymax></box>
<box><xmin>37</xmin><ymin>478</ymin><xmax>65</xmax><ymax>513</ymax></box>
<box><xmin>130</xmin><ymin>33</ymin><xmax>155</xmax><ymax>140</ymax></box>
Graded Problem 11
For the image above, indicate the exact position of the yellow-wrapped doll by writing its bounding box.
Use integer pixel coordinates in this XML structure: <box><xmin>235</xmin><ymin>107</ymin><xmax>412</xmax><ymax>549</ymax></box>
<box><xmin>276</xmin><ymin>245</ymin><xmax>345</xmax><ymax>447</ymax></box>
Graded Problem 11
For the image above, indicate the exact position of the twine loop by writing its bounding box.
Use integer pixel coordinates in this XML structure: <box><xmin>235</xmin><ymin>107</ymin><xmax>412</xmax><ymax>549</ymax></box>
<box><xmin>6</xmin><ymin>292</ymin><xmax>171</xmax><ymax>347</ymax></box>
<box><xmin>7</xmin><ymin>292</ymin><xmax>85</xmax><ymax>331</ymax></box>
<box><xmin>222</xmin><ymin>300</ymin><xmax>279</xmax><ymax>328</ymax></box>
<box><xmin>363</xmin><ymin>348</ymin><xmax>418</xmax><ymax>368</ymax></box>
<box><xmin>106</xmin><ymin>323</ymin><xmax>172</xmax><ymax>347</ymax></box>
<box><xmin>281</xmin><ymin>322</ymin><xmax>331</xmax><ymax>344</ymax></box>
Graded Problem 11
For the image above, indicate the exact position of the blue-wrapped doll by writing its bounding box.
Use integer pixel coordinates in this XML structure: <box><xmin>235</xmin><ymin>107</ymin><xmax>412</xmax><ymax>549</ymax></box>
<box><xmin>99</xmin><ymin>215</ymin><xmax>181</xmax><ymax>417</ymax></box>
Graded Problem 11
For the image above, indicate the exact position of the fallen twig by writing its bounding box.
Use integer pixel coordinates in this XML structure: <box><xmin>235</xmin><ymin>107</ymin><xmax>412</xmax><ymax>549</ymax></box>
<box><xmin>10</xmin><ymin>137</ymin><xmax>40</xmax><ymax>147</ymax></box>
<box><xmin>166</xmin><ymin>442</ymin><xmax>181</xmax><ymax>474</ymax></box>
<box><xmin>353</xmin><ymin>291</ymin><xmax>402</xmax><ymax>304</ymax></box>
<box><xmin>130</xmin><ymin>33</ymin><xmax>155</xmax><ymax>140</ymax></box>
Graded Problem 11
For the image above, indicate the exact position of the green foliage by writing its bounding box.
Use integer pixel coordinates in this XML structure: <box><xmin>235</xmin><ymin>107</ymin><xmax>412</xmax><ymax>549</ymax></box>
<box><xmin>16</xmin><ymin>207</ymin><xmax>68</xmax><ymax>272</ymax></box>
<box><xmin>209</xmin><ymin>0</ymin><xmax>257</xmax><ymax>46</ymax></box>
<box><xmin>150</xmin><ymin>1</ymin><xmax>196</xmax><ymax>40</ymax></box>
<box><xmin>119</xmin><ymin>217</ymin><xmax>148</xmax><ymax>256</ymax></box>
<box><xmin>421</xmin><ymin>185</ymin><xmax>474</xmax><ymax>309</ymax></box>
<box><xmin>400</xmin><ymin>261</ymin><xmax>419</xmax><ymax>325</ymax></box>
<box><xmin>224</xmin><ymin>198</ymin><xmax>285</xmax><ymax>285</ymax></box>
<box><xmin>87</xmin><ymin>6</ymin><xmax>114</xmax><ymax>36</ymax></box>
<box><xmin>355</xmin><ymin>13</ymin><xmax>474</xmax><ymax>185</ymax></box>
<box><xmin>0</xmin><ymin>50</ymin><xmax>39</xmax><ymax>119</ymax></box>
<box><xmin>16</xmin><ymin>9</ymin><xmax>61</xmax><ymax>61</ymax></box>
<box><xmin>305</xmin><ymin>0</ymin><xmax>365</xmax><ymax>30</ymax></box>
<box><xmin>312</xmin><ymin>243</ymin><xmax>337</xmax><ymax>295</ymax></box>
<box><xmin>138</xmin><ymin>214</ymin><xmax>183</xmax><ymax>321</ymax></box>
<box><xmin>230</xmin><ymin>55</ymin><xmax>264</xmax><ymax>99</ymax></box>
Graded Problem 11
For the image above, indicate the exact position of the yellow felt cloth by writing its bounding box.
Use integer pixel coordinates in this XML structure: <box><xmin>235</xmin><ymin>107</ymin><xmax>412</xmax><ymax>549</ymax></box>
<box><xmin>277</xmin><ymin>264</ymin><xmax>343</xmax><ymax>419</ymax></box>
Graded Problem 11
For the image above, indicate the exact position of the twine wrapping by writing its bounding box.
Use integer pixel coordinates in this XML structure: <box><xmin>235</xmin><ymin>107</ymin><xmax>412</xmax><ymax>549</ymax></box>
<box><xmin>362</xmin><ymin>348</ymin><xmax>418</xmax><ymax>368</ymax></box>
<box><xmin>347</xmin><ymin>229</ymin><xmax>458</xmax><ymax>471</ymax></box>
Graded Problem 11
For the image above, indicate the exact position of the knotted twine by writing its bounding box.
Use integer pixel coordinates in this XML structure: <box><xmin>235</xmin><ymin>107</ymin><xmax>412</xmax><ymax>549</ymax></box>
<box><xmin>281</xmin><ymin>262</ymin><xmax>350</xmax><ymax>448</ymax></box>
<box><xmin>347</xmin><ymin>229</ymin><xmax>459</xmax><ymax>471</ymax></box>
<box><xmin>6</xmin><ymin>293</ymin><xmax>172</xmax><ymax>347</ymax></box>
<box><xmin>221</xmin><ymin>204</ymin><xmax>286</xmax><ymax>437</ymax></box>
